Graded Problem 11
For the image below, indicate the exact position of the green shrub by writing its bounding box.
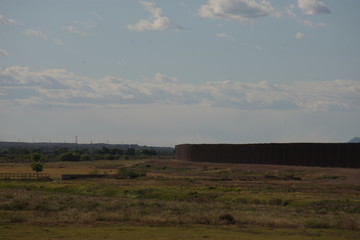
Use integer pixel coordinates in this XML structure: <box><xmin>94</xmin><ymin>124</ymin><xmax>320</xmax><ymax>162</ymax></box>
<box><xmin>309</xmin><ymin>200</ymin><xmax>360</xmax><ymax>213</ymax></box>
<box><xmin>104</xmin><ymin>154</ymin><xmax>115</xmax><ymax>160</ymax></box>
<box><xmin>268</xmin><ymin>198</ymin><xmax>291</xmax><ymax>206</ymax></box>
<box><xmin>117</xmin><ymin>167</ymin><xmax>146</xmax><ymax>179</ymax></box>
<box><xmin>305</xmin><ymin>220</ymin><xmax>331</xmax><ymax>229</ymax></box>
<box><xmin>89</xmin><ymin>169</ymin><xmax>100</xmax><ymax>175</ymax></box>
<box><xmin>80</xmin><ymin>154</ymin><xmax>91</xmax><ymax>161</ymax></box>
<box><xmin>337</xmin><ymin>216</ymin><xmax>360</xmax><ymax>231</ymax></box>
<box><xmin>3</xmin><ymin>199</ymin><xmax>30</xmax><ymax>210</ymax></box>
<box><xmin>218</xmin><ymin>214</ymin><xmax>235</xmax><ymax>225</ymax></box>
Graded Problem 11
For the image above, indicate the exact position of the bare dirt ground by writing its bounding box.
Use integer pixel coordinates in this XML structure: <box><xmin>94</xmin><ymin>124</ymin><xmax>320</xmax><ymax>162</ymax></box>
<box><xmin>146</xmin><ymin>159</ymin><xmax>360</xmax><ymax>185</ymax></box>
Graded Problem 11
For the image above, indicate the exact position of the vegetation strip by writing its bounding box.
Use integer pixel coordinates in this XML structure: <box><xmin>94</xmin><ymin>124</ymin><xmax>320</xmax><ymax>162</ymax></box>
<box><xmin>0</xmin><ymin>157</ymin><xmax>359</xmax><ymax>239</ymax></box>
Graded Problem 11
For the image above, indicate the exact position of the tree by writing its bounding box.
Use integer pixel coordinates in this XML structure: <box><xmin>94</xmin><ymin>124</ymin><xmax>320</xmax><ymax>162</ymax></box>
<box><xmin>126</xmin><ymin>147</ymin><xmax>136</xmax><ymax>156</ymax></box>
<box><xmin>31</xmin><ymin>152</ymin><xmax>42</xmax><ymax>162</ymax></box>
<box><xmin>31</xmin><ymin>153</ymin><xmax>43</xmax><ymax>178</ymax></box>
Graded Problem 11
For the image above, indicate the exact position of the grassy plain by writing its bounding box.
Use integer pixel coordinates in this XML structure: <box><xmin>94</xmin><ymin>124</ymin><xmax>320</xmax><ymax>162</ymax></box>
<box><xmin>0</xmin><ymin>158</ymin><xmax>359</xmax><ymax>239</ymax></box>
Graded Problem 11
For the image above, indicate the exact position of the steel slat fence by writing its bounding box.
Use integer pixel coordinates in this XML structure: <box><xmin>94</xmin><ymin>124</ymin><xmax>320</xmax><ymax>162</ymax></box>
<box><xmin>175</xmin><ymin>143</ymin><xmax>360</xmax><ymax>168</ymax></box>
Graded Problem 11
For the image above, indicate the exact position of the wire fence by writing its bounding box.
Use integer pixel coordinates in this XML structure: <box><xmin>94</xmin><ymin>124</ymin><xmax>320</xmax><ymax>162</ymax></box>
<box><xmin>0</xmin><ymin>173</ymin><xmax>51</xmax><ymax>180</ymax></box>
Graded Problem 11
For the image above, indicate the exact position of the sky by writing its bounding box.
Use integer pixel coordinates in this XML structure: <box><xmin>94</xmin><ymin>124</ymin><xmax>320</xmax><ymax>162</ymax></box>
<box><xmin>0</xmin><ymin>0</ymin><xmax>360</xmax><ymax>146</ymax></box>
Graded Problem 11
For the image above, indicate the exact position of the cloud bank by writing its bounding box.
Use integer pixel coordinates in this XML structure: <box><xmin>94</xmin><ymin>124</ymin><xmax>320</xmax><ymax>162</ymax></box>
<box><xmin>298</xmin><ymin>0</ymin><xmax>330</xmax><ymax>15</ymax></box>
<box><xmin>0</xmin><ymin>15</ymin><xmax>15</xmax><ymax>24</ymax></box>
<box><xmin>197</xmin><ymin>0</ymin><xmax>331</xmax><ymax>28</ymax></box>
<box><xmin>1</xmin><ymin>66</ymin><xmax>359</xmax><ymax>112</ymax></box>
<box><xmin>199</xmin><ymin>0</ymin><xmax>274</xmax><ymax>22</ymax></box>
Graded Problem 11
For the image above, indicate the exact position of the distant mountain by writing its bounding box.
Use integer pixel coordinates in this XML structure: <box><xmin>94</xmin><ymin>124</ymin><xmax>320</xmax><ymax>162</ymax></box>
<box><xmin>349</xmin><ymin>137</ymin><xmax>360</xmax><ymax>143</ymax></box>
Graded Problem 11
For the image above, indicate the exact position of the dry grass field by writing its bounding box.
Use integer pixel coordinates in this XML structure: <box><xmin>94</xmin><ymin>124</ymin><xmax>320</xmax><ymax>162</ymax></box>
<box><xmin>0</xmin><ymin>159</ymin><xmax>146</xmax><ymax>179</ymax></box>
<box><xmin>0</xmin><ymin>158</ymin><xmax>359</xmax><ymax>239</ymax></box>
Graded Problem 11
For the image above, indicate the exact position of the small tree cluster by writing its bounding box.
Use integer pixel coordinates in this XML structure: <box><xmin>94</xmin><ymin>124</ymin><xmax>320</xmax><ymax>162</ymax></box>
<box><xmin>30</xmin><ymin>153</ymin><xmax>43</xmax><ymax>177</ymax></box>
<box><xmin>141</xmin><ymin>149</ymin><xmax>157</xmax><ymax>156</ymax></box>
<box><xmin>59</xmin><ymin>152</ymin><xmax>81</xmax><ymax>161</ymax></box>
<box><xmin>0</xmin><ymin>144</ymin><xmax>174</xmax><ymax>162</ymax></box>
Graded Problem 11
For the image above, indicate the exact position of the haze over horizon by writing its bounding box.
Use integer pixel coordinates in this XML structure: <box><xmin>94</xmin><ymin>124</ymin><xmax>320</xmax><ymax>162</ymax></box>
<box><xmin>1</xmin><ymin>0</ymin><xmax>360</xmax><ymax>146</ymax></box>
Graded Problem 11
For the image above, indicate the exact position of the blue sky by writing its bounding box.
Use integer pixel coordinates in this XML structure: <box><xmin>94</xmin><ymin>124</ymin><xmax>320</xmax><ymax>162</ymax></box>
<box><xmin>1</xmin><ymin>0</ymin><xmax>360</xmax><ymax>146</ymax></box>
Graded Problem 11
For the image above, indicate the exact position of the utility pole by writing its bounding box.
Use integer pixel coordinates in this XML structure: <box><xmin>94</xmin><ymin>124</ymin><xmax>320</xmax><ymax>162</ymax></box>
<box><xmin>75</xmin><ymin>136</ymin><xmax>78</xmax><ymax>144</ymax></box>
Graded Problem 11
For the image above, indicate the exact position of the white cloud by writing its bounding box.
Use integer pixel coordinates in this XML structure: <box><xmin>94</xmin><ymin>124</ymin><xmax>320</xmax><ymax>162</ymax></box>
<box><xmin>0</xmin><ymin>15</ymin><xmax>15</xmax><ymax>24</ymax></box>
<box><xmin>216</xmin><ymin>33</ymin><xmax>235</xmax><ymax>40</ymax></box>
<box><xmin>199</xmin><ymin>0</ymin><xmax>274</xmax><ymax>22</ymax></box>
<box><xmin>295</xmin><ymin>32</ymin><xmax>305</xmax><ymax>39</ymax></box>
<box><xmin>92</xmin><ymin>13</ymin><xmax>103</xmax><ymax>21</ymax></box>
<box><xmin>302</xmin><ymin>19</ymin><xmax>326</xmax><ymax>28</ymax></box>
<box><xmin>62</xmin><ymin>15</ymin><xmax>101</xmax><ymax>36</ymax></box>
<box><xmin>128</xmin><ymin>1</ymin><xmax>180</xmax><ymax>31</ymax></box>
<box><xmin>298</xmin><ymin>0</ymin><xmax>330</xmax><ymax>15</ymax></box>
<box><xmin>1</xmin><ymin>66</ymin><xmax>359</xmax><ymax>113</ymax></box>
<box><xmin>154</xmin><ymin>73</ymin><xmax>178</xmax><ymax>83</ymax></box>
<box><xmin>62</xmin><ymin>25</ymin><xmax>88</xmax><ymax>36</ymax></box>
<box><xmin>283</xmin><ymin>4</ymin><xmax>297</xmax><ymax>18</ymax></box>
<box><xmin>24</xmin><ymin>29</ymin><xmax>48</xmax><ymax>40</ymax></box>
<box><xmin>23</xmin><ymin>30</ymin><xmax>64</xmax><ymax>46</ymax></box>
<box><xmin>75</xmin><ymin>19</ymin><xmax>97</xmax><ymax>30</ymax></box>
<box><xmin>273</xmin><ymin>4</ymin><xmax>299</xmax><ymax>19</ymax></box>
<box><xmin>0</xmin><ymin>49</ymin><xmax>9</xmax><ymax>56</ymax></box>
<box><xmin>53</xmin><ymin>39</ymin><xmax>64</xmax><ymax>46</ymax></box>
<box><xmin>117</xmin><ymin>59</ymin><xmax>127</xmax><ymax>66</ymax></box>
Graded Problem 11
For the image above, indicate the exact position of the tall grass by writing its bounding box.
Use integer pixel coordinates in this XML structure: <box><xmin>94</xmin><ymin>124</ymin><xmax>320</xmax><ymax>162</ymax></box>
<box><xmin>0</xmin><ymin>188</ymin><xmax>359</xmax><ymax>230</ymax></box>
<box><xmin>0</xmin><ymin>160</ymin><xmax>359</xmax><ymax>231</ymax></box>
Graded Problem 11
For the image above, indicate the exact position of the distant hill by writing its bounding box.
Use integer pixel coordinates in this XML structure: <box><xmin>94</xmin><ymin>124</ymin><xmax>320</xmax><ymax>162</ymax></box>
<box><xmin>0</xmin><ymin>141</ymin><xmax>174</xmax><ymax>153</ymax></box>
<box><xmin>349</xmin><ymin>137</ymin><xmax>360</xmax><ymax>143</ymax></box>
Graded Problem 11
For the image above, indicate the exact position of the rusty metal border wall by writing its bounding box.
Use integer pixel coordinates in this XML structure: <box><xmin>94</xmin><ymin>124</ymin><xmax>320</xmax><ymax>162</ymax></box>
<box><xmin>175</xmin><ymin>143</ymin><xmax>360</xmax><ymax>168</ymax></box>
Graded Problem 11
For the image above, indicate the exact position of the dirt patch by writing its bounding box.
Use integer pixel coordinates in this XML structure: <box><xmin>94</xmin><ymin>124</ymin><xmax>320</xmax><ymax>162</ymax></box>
<box><xmin>145</xmin><ymin>159</ymin><xmax>360</xmax><ymax>186</ymax></box>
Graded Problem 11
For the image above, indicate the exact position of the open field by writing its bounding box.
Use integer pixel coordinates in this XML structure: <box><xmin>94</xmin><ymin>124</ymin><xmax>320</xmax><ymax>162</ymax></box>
<box><xmin>0</xmin><ymin>159</ymin><xmax>149</xmax><ymax>179</ymax></box>
<box><xmin>0</xmin><ymin>158</ymin><xmax>359</xmax><ymax>239</ymax></box>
